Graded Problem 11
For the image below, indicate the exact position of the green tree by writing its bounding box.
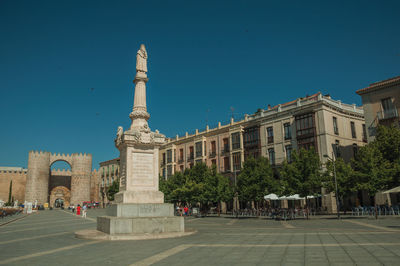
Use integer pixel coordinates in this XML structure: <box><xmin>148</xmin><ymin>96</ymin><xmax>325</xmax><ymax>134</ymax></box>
<box><xmin>160</xmin><ymin>163</ymin><xmax>233</xmax><ymax>215</ymax></box>
<box><xmin>7</xmin><ymin>180</ymin><xmax>12</xmax><ymax>205</ymax></box>
<box><xmin>324</xmin><ymin>157</ymin><xmax>356</xmax><ymax>208</ymax></box>
<box><xmin>351</xmin><ymin>125</ymin><xmax>400</xmax><ymax>199</ymax></box>
<box><xmin>236</xmin><ymin>156</ymin><xmax>277</xmax><ymax>209</ymax></box>
<box><xmin>280</xmin><ymin>148</ymin><xmax>323</xmax><ymax>218</ymax></box>
<box><xmin>352</xmin><ymin>143</ymin><xmax>392</xmax><ymax>196</ymax></box>
<box><xmin>107</xmin><ymin>180</ymin><xmax>119</xmax><ymax>201</ymax></box>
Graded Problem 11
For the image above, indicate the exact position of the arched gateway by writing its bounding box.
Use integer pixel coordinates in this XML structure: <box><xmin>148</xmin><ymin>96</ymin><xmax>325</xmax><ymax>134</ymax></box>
<box><xmin>25</xmin><ymin>151</ymin><xmax>92</xmax><ymax>206</ymax></box>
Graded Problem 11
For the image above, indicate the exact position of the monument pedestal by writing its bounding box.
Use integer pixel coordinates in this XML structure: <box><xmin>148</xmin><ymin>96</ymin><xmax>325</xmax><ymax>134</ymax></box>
<box><xmin>97</xmin><ymin>203</ymin><xmax>183</xmax><ymax>235</ymax></box>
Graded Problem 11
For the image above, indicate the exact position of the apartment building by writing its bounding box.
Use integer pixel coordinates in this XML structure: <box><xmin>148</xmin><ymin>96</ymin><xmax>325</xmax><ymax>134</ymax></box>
<box><xmin>356</xmin><ymin>75</ymin><xmax>400</xmax><ymax>142</ymax></box>
<box><xmin>99</xmin><ymin>158</ymin><xmax>120</xmax><ymax>205</ymax></box>
<box><xmin>160</xmin><ymin>92</ymin><xmax>366</xmax><ymax>180</ymax></box>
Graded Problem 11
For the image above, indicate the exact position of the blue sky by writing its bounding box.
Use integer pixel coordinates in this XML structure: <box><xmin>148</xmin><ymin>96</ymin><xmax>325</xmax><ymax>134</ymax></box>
<box><xmin>1</xmin><ymin>0</ymin><xmax>399</xmax><ymax>169</ymax></box>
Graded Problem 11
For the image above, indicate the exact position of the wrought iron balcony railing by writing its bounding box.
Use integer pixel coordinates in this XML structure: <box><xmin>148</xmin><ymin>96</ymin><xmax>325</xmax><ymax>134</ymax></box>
<box><xmin>377</xmin><ymin>109</ymin><xmax>399</xmax><ymax>120</ymax></box>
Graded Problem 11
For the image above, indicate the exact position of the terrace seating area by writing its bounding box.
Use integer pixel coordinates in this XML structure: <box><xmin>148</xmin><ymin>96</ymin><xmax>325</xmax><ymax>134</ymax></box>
<box><xmin>351</xmin><ymin>205</ymin><xmax>400</xmax><ymax>216</ymax></box>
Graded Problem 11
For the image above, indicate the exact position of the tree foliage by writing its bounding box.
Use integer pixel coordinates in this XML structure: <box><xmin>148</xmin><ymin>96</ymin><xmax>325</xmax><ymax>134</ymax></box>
<box><xmin>236</xmin><ymin>156</ymin><xmax>277</xmax><ymax>204</ymax></box>
<box><xmin>159</xmin><ymin>163</ymin><xmax>233</xmax><ymax>212</ymax></box>
<box><xmin>352</xmin><ymin>125</ymin><xmax>400</xmax><ymax>195</ymax></box>
<box><xmin>279</xmin><ymin>148</ymin><xmax>323</xmax><ymax>198</ymax></box>
<box><xmin>107</xmin><ymin>180</ymin><xmax>120</xmax><ymax>201</ymax></box>
<box><xmin>323</xmin><ymin>157</ymin><xmax>356</xmax><ymax>201</ymax></box>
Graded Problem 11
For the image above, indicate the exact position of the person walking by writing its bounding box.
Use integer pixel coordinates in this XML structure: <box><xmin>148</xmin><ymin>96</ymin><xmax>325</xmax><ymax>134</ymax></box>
<box><xmin>76</xmin><ymin>204</ymin><xmax>81</xmax><ymax>216</ymax></box>
<box><xmin>82</xmin><ymin>204</ymin><xmax>87</xmax><ymax>218</ymax></box>
<box><xmin>184</xmin><ymin>206</ymin><xmax>189</xmax><ymax>216</ymax></box>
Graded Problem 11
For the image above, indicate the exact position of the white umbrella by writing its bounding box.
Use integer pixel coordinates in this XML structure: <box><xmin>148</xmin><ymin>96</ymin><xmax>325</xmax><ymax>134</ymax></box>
<box><xmin>264</xmin><ymin>193</ymin><xmax>279</xmax><ymax>200</ymax></box>
<box><xmin>287</xmin><ymin>194</ymin><xmax>304</xmax><ymax>200</ymax></box>
<box><xmin>383</xmin><ymin>186</ymin><xmax>400</xmax><ymax>194</ymax></box>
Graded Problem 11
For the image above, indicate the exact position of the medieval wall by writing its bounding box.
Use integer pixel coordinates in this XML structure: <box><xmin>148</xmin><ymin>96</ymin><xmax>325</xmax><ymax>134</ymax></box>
<box><xmin>0</xmin><ymin>170</ymin><xmax>27</xmax><ymax>203</ymax></box>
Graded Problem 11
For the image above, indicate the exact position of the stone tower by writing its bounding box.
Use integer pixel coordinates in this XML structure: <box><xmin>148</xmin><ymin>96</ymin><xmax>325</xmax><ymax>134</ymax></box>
<box><xmin>25</xmin><ymin>151</ymin><xmax>51</xmax><ymax>204</ymax></box>
<box><xmin>25</xmin><ymin>151</ymin><xmax>92</xmax><ymax>205</ymax></box>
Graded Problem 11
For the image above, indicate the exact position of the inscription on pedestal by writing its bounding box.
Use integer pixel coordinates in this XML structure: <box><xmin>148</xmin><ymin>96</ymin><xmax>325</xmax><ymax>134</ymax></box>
<box><xmin>131</xmin><ymin>152</ymin><xmax>154</xmax><ymax>186</ymax></box>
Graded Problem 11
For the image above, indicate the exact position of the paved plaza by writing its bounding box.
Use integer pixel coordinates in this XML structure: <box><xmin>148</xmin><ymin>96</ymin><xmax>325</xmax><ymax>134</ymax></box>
<box><xmin>1</xmin><ymin>209</ymin><xmax>400</xmax><ymax>265</ymax></box>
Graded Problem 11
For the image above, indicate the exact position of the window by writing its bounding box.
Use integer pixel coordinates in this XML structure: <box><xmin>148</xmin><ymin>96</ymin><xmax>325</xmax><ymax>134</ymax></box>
<box><xmin>162</xmin><ymin>153</ymin><xmax>166</xmax><ymax>165</ymax></box>
<box><xmin>334</xmin><ymin>140</ymin><xmax>341</xmax><ymax>158</ymax></box>
<box><xmin>284</xmin><ymin>123</ymin><xmax>292</xmax><ymax>140</ymax></box>
<box><xmin>362</xmin><ymin>124</ymin><xmax>367</xmax><ymax>142</ymax></box>
<box><xmin>180</xmin><ymin>165</ymin><xmax>184</xmax><ymax>172</ymax></box>
<box><xmin>211</xmin><ymin>159</ymin><xmax>216</xmax><ymax>165</ymax></box>
<box><xmin>210</xmin><ymin>141</ymin><xmax>216</xmax><ymax>157</ymax></box>
<box><xmin>244</xmin><ymin>126</ymin><xmax>260</xmax><ymax>147</ymax></box>
<box><xmin>166</xmin><ymin>149</ymin><xmax>172</xmax><ymax>163</ymax></box>
<box><xmin>267</xmin><ymin>127</ymin><xmax>274</xmax><ymax>143</ymax></box>
<box><xmin>353</xmin><ymin>144</ymin><xmax>358</xmax><ymax>158</ymax></box>
<box><xmin>350</xmin><ymin>122</ymin><xmax>356</xmax><ymax>139</ymax></box>
<box><xmin>223</xmin><ymin>157</ymin><xmax>230</xmax><ymax>172</ymax></box>
<box><xmin>268</xmin><ymin>148</ymin><xmax>275</xmax><ymax>165</ymax></box>
<box><xmin>162</xmin><ymin>167</ymin><xmax>166</xmax><ymax>177</ymax></box>
<box><xmin>333</xmin><ymin>117</ymin><xmax>339</xmax><ymax>135</ymax></box>
<box><xmin>382</xmin><ymin>98</ymin><xmax>395</xmax><ymax>113</ymax></box>
<box><xmin>195</xmin><ymin>159</ymin><xmax>202</xmax><ymax>164</ymax></box>
<box><xmin>179</xmin><ymin>149</ymin><xmax>184</xmax><ymax>162</ymax></box>
<box><xmin>285</xmin><ymin>145</ymin><xmax>292</xmax><ymax>163</ymax></box>
<box><xmin>232</xmin><ymin>152</ymin><xmax>241</xmax><ymax>171</ymax></box>
<box><xmin>231</xmin><ymin>132</ymin><xmax>241</xmax><ymax>150</ymax></box>
<box><xmin>189</xmin><ymin>146</ymin><xmax>194</xmax><ymax>160</ymax></box>
<box><xmin>295</xmin><ymin>113</ymin><xmax>316</xmax><ymax>150</ymax></box>
<box><xmin>167</xmin><ymin>165</ymin><xmax>172</xmax><ymax>177</ymax></box>
<box><xmin>195</xmin><ymin>141</ymin><xmax>202</xmax><ymax>157</ymax></box>
<box><xmin>222</xmin><ymin>138</ymin><xmax>229</xmax><ymax>153</ymax></box>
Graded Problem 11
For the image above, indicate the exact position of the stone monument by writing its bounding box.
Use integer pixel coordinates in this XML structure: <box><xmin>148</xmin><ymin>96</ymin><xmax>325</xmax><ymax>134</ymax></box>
<box><xmin>76</xmin><ymin>44</ymin><xmax>190</xmax><ymax>240</ymax></box>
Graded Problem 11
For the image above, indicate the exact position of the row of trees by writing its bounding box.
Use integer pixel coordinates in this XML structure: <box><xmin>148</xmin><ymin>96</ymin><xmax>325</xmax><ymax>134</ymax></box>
<box><xmin>159</xmin><ymin>125</ymin><xmax>400</xmax><ymax>213</ymax></box>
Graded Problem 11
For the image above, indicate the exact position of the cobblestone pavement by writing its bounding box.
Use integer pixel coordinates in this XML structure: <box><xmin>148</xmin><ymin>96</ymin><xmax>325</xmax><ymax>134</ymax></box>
<box><xmin>1</xmin><ymin>209</ymin><xmax>399</xmax><ymax>265</ymax></box>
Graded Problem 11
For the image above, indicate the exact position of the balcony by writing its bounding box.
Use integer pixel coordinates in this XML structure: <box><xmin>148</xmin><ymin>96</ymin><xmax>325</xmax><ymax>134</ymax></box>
<box><xmin>221</xmin><ymin>147</ymin><xmax>230</xmax><ymax>155</ymax></box>
<box><xmin>209</xmin><ymin>151</ymin><xmax>216</xmax><ymax>158</ymax></box>
<box><xmin>187</xmin><ymin>154</ymin><xmax>194</xmax><ymax>162</ymax></box>
<box><xmin>377</xmin><ymin>109</ymin><xmax>399</xmax><ymax>121</ymax></box>
<box><xmin>160</xmin><ymin>161</ymin><xmax>166</xmax><ymax>167</ymax></box>
<box><xmin>178</xmin><ymin>158</ymin><xmax>184</xmax><ymax>164</ymax></box>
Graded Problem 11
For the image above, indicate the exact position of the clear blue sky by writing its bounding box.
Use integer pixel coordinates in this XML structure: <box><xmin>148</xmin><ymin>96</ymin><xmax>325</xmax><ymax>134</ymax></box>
<box><xmin>1</xmin><ymin>0</ymin><xmax>399</xmax><ymax>169</ymax></box>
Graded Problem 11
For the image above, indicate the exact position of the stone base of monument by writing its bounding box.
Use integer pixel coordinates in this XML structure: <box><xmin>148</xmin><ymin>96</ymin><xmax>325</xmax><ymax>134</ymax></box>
<box><xmin>75</xmin><ymin>203</ymin><xmax>196</xmax><ymax>241</ymax></box>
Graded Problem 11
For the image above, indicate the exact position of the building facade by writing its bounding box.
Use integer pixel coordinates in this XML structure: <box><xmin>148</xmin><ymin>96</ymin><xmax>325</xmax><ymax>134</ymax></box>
<box><xmin>159</xmin><ymin>92</ymin><xmax>366</xmax><ymax>212</ymax></box>
<box><xmin>356</xmin><ymin>75</ymin><xmax>400</xmax><ymax>142</ymax></box>
<box><xmin>98</xmin><ymin>158</ymin><xmax>120</xmax><ymax>206</ymax></box>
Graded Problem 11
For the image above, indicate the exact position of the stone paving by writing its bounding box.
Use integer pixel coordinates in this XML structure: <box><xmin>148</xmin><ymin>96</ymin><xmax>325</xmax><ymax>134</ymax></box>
<box><xmin>0</xmin><ymin>209</ymin><xmax>399</xmax><ymax>265</ymax></box>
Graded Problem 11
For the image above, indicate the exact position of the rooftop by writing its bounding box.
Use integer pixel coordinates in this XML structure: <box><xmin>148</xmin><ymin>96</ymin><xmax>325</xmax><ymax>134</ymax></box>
<box><xmin>356</xmin><ymin>75</ymin><xmax>400</xmax><ymax>95</ymax></box>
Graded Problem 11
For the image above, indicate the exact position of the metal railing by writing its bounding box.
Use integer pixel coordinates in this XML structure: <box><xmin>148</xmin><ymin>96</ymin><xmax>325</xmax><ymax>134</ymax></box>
<box><xmin>377</xmin><ymin>108</ymin><xmax>399</xmax><ymax>120</ymax></box>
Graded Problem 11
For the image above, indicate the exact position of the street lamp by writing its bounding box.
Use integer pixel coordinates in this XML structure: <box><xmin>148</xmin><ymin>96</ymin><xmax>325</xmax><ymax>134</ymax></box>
<box><xmin>323</xmin><ymin>152</ymin><xmax>340</xmax><ymax>219</ymax></box>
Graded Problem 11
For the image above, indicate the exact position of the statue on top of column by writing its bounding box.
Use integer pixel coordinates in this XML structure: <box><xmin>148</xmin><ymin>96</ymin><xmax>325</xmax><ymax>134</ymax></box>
<box><xmin>136</xmin><ymin>44</ymin><xmax>147</xmax><ymax>73</ymax></box>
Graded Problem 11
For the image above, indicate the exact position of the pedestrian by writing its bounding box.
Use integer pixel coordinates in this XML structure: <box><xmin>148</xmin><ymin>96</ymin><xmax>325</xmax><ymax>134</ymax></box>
<box><xmin>184</xmin><ymin>206</ymin><xmax>189</xmax><ymax>216</ymax></box>
<box><xmin>72</xmin><ymin>205</ymin><xmax>75</xmax><ymax>213</ymax></box>
<box><xmin>82</xmin><ymin>204</ymin><xmax>87</xmax><ymax>218</ymax></box>
<box><xmin>76</xmin><ymin>204</ymin><xmax>81</xmax><ymax>216</ymax></box>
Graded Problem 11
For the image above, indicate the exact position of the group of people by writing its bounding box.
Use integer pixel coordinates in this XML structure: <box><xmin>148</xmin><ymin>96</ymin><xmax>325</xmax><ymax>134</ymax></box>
<box><xmin>176</xmin><ymin>205</ymin><xmax>189</xmax><ymax>216</ymax></box>
<box><xmin>69</xmin><ymin>204</ymin><xmax>87</xmax><ymax>218</ymax></box>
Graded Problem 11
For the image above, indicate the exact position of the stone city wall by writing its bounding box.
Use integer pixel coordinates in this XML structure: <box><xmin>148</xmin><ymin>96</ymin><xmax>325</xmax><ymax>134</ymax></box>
<box><xmin>0</xmin><ymin>170</ymin><xmax>27</xmax><ymax>203</ymax></box>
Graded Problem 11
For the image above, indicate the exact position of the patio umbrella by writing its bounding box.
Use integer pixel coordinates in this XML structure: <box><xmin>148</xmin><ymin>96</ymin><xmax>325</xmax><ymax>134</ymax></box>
<box><xmin>264</xmin><ymin>193</ymin><xmax>279</xmax><ymax>200</ymax></box>
<box><xmin>383</xmin><ymin>186</ymin><xmax>400</xmax><ymax>194</ymax></box>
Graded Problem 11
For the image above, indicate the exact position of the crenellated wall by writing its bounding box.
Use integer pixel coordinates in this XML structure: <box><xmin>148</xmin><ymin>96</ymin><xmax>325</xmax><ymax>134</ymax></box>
<box><xmin>0</xmin><ymin>169</ymin><xmax>27</xmax><ymax>203</ymax></box>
